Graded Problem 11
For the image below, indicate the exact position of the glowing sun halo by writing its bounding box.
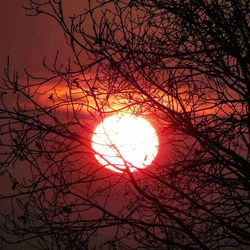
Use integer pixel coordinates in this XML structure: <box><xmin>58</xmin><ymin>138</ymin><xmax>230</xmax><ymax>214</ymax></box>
<box><xmin>92</xmin><ymin>114</ymin><xmax>159</xmax><ymax>173</ymax></box>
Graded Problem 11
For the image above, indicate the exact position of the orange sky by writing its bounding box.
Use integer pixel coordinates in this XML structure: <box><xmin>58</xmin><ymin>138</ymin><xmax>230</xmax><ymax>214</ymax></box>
<box><xmin>1</xmin><ymin>1</ymin><xmax>238</xmax><ymax>125</ymax></box>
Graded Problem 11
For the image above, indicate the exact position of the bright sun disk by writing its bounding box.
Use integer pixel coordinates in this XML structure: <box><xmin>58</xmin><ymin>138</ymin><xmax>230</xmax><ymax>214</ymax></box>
<box><xmin>91</xmin><ymin>114</ymin><xmax>159</xmax><ymax>173</ymax></box>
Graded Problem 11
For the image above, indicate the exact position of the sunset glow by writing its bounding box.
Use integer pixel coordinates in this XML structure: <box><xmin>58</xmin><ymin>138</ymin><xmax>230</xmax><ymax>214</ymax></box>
<box><xmin>92</xmin><ymin>114</ymin><xmax>159</xmax><ymax>173</ymax></box>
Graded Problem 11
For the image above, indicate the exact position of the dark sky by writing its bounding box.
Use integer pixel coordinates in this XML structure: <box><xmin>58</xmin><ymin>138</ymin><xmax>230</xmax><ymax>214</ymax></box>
<box><xmin>0</xmin><ymin>2</ymin><xmax>74</xmax><ymax>249</ymax></box>
<box><xmin>0</xmin><ymin>0</ymin><xmax>69</xmax><ymax>75</ymax></box>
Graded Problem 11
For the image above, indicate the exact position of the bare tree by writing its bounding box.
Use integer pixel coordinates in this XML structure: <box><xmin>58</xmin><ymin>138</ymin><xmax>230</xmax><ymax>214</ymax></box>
<box><xmin>0</xmin><ymin>0</ymin><xmax>250</xmax><ymax>249</ymax></box>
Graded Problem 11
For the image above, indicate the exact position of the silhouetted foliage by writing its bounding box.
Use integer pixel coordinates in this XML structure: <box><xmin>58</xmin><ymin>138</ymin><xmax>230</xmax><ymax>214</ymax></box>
<box><xmin>0</xmin><ymin>0</ymin><xmax>250</xmax><ymax>249</ymax></box>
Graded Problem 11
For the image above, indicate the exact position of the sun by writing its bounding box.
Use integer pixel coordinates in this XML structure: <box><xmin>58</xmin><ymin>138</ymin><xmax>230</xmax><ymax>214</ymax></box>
<box><xmin>92</xmin><ymin>114</ymin><xmax>159</xmax><ymax>173</ymax></box>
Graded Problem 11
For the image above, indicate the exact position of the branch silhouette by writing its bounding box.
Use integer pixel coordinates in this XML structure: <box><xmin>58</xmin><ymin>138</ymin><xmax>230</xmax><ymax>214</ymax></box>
<box><xmin>0</xmin><ymin>0</ymin><xmax>250</xmax><ymax>249</ymax></box>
